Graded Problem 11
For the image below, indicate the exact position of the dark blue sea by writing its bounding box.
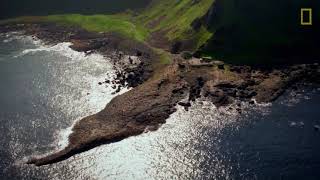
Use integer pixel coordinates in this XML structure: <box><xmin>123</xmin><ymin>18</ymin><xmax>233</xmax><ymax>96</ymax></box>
<box><xmin>0</xmin><ymin>32</ymin><xmax>320</xmax><ymax>180</ymax></box>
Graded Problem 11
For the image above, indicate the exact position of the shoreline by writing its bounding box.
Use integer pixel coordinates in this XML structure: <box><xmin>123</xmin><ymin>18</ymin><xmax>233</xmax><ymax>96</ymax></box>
<box><xmin>1</xmin><ymin>23</ymin><xmax>319</xmax><ymax>166</ymax></box>
<box><xmin>0</xmin><ymin>23</ymin><xmax>158</xmax><ymax>88</ymax></box>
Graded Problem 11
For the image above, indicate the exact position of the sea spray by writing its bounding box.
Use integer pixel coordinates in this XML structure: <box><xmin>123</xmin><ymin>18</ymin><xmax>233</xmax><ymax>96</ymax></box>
<box><xmin>6</xmin><ymin>34</ymin><xmax>131</xmax><ymax>155</ymax></box>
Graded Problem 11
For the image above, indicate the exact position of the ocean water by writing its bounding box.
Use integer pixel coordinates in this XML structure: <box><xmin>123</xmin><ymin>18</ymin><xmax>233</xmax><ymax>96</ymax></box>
<box><xmin>0</xmin><ymin>33</ymin><xmax>320</xmax><ymax>180</ymax></box>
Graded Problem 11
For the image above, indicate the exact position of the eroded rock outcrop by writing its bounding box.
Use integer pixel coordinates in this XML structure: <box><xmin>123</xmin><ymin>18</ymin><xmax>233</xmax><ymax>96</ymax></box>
<box><xmin>27</xmin><ymin>56</ymin><xmax>319</xmax><ymax>166</ymax></box>
<box><xmin>27</xmin><ymin>63</ymin><xmax>189</xmax><ymax>166</ymax></box>
<box><xmin>3</xmin><ymin>22</ymin><xmax>319</xmax><ymax>166</ymax></box>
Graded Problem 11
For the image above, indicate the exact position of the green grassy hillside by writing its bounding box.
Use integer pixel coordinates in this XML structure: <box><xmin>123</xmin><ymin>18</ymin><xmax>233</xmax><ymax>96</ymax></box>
<box><xmin>0</xmin><ymin>0</ymin><xmax>216</xmax><ymax>56</ymax></box>
<box><xmin>137</xmin><ymin>0</ymin><xmax>214</xmax><ymax>48</ymax></box>
<box><xmin>1</xmin><ymin>14</ymin><xmax>149</xmax><ymax>42</ymax></box>
<box><xmin>2</xmin><ymin>0</ymin><xmax>319</xmax><ymax>65</ymax></box>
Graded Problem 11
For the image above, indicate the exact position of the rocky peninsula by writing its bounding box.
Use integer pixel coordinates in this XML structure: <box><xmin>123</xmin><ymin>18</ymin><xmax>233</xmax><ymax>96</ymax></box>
<box><xmin>1</xmin><ymin>21</ymin><xmax>319</xmax><ymax>166</ymax></box>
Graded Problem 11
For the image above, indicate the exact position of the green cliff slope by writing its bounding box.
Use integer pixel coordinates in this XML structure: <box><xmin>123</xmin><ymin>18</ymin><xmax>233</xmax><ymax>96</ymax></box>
<box><xmin>2</xmin><ymin>0</ymin><xmax>320</xmax><ymax>65</ymax></box>
<box><xmin>137</xmin><ymin>0</ymin><xmax>214</xmax><ymax>50</ymax></box>
<box><xmin>198</xmin><ymin>0</ymin><xmax>320</xmax><ymax>65</ymax></box>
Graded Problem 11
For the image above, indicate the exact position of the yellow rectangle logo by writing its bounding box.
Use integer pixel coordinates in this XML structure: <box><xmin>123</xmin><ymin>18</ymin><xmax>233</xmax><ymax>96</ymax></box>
<box><xmin>301</xmin><ymin>8</ymin><xmax>312</xmax><ymax>25</ymax></box>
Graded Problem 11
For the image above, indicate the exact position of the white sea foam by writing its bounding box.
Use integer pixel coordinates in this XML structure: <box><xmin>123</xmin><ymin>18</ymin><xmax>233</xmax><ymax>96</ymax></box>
<box><xmin>6</xmin><ymin>34</ymin><xmax>130</xmax><ymax>152</ymax></box>
<box><xmin>251</xmin><ymin>98</ymin><xmax>272</xmax><ymax>107</ymax></box>
<box><xmin>3</xmin><ymin>38</ymin><xmax>12</xmax><ymax>43</ymax></box>
<box><xmin>56</xmin><ymin>127</ymin><xmax>73</xmax><ymax>149</ymax></box>
<box><xmin>16</xmin><ymin>42</ymin><xmax>84</xmax><ymax>59</ymax></box>
<box><xmin>2</xmin><ymin>32</ymin><xmax>41</xmax><ymax>45</ymax></box>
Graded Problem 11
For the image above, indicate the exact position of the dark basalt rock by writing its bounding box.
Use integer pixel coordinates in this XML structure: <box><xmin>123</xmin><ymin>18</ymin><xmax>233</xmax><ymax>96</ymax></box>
<box><xmin>189</xmin><ymin>77</ymin><xmax>205</xmax><ymax>101</ymax></box>
<box><xmin>0</xmin><ymin>23</ymin><xmax>156</xmax><ymax>90</ymax></box>
<box><xmin>218</xmin><ymin>64</ymin><xmax>224</xmax><ymax>70</ymax></box>
<box><xmin>178</xmin><ymin>63</ymin><xmax>186</xmax><ymax>69</ymax></box>
<box><xmin>181</xmin><ymin>51</ymin><xmax>193</xmax><ymax>60</ymax></box>
<box><xmin>26</xmin><ymin>61</ymin><xmax>320</xmax><ymax>166</ymax></box>
<box><xmin>191</xmin><ymin>17</ymin><xmax>202</xmax><ymax>31</ymax></box>
<box><xmin>115</xmin><ymin>86</ymin><xmax>121</xmax><ymax>93</ymax></box>
<box><xmin>178</xmin><ymin>101</ymin><xmax>192</xmax><ymax>111</ymax></box>
<box><xmin>6</xmin><ymin>23</ymin><xmax>319</xmax><ymax>167</ymax></box>
<box><xmin>136</xmin><ymin>50</ymin><xmax>142</xmax><ymax>56</ymax></box>
<box><xmin>170</xmin><ymin>41</ymin><xmax>183</xmax><ymax>54</ymax></box>
<box><xmin>178</xmin><ymin>102</ymin><xmax>191</xmax><ymax>107</ymax></box>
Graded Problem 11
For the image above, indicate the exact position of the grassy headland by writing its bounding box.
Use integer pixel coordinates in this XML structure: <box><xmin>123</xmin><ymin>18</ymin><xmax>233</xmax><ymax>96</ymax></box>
<box><xmin>1</xmin><ymin>0</ymin><xmax>215</xmax><ymax>49</ymax></box>
<box><xmin>1</xmin><ymin>14</ymin><xmax>149</xmax><ymax>42</ymax></box>
<box><xmin>1</xmin><ymin>0</ymin><xmax>319</xmax><ymax>65</ymax></box>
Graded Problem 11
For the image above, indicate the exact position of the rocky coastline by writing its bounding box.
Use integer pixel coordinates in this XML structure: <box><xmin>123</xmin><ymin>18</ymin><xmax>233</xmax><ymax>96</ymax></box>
<box><xmin>0</xmin><ymin>23</ymin><xmax>156</xmax><ymax>89</ymax></box>
<box><xmin>1</xmin><ymin>23</ymin><xmax>319</xmax><ymax>166</ymax></box>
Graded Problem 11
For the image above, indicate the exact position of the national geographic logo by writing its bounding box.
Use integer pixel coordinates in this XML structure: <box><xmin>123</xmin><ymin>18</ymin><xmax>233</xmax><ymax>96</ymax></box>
<box><xmin>301</xmin><ymin>8</ymin><xmax>312</xmax><ymax>25</ymax></box>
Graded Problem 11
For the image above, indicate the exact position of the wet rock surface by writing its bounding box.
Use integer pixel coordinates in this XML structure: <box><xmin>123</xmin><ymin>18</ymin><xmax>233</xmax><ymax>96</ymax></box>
<box><xmin>0</xmin><ymin>23</ymin><xmax>155</xmax><ymax>89</ymax></box>
<box><xmin>27</xmin><ymin>63</ymin><xmax>189</xmax><ymax>166</ymax></box>
<box><xmin>27</xmin><ymin>56</ymin><xmax>320</xmax><ymax>166</ymax></box>
<box><xmin>2</xmin><ymin>23</ymin><xmax>319</xmax><ymax>166</ymax></box>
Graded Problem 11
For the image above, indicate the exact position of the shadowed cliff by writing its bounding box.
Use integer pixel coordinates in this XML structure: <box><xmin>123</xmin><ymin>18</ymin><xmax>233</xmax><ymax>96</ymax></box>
<box><xmin>196</xmin><ymin>0</ymin><xmax>320</xmax><ymax>65</ymax></box>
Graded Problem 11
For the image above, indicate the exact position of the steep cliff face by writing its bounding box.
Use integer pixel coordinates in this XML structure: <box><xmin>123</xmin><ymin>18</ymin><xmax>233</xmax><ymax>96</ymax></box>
<box><xmin>137</xmin><ymin>0</ymin><xmax>215</xmax><ymax>52</ymax></box>
<box><xmin>4</xmin><ymin>0</ymin><xmax>319</xmax><ymax>65</ymax></box>
<box><xmin>138</xmin><ymin>0</ymin><xmax>320</xmax><ymax>65</ymax></box>
<box><xmin>198</xmin><ymin>0</ymin><xmax>320</xmax><ymax>65</ymax></box>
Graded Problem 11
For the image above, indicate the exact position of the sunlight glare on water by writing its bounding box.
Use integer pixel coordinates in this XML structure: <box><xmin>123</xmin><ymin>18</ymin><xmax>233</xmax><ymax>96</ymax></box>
<box><xmin>1</xmin><ymin>33</ymin><xmax>320</xmax><ymax>180</ymax></box>
<box><xmin>24</xmin><ymin>100</ymin><xmax>270</xmax><ymax>180</ymax></box>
